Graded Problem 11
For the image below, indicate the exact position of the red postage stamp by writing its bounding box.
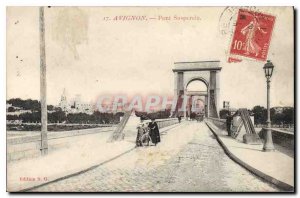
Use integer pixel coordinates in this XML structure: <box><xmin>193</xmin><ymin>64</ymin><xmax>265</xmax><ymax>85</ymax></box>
<box><xmin>229</xmin><ymin>9</ymin><xmax>276</xmax><ymax>61</ymax></box>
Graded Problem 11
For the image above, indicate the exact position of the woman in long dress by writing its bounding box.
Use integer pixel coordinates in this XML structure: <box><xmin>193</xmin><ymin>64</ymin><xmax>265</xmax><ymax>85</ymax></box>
<box><xmin>148</xmin><ymin>119</ymin><xmax>160</xmax><ymax>146</ymax></box>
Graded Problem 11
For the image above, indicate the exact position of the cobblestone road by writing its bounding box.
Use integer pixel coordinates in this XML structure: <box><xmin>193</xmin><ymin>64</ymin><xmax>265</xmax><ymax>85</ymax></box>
<box><xmin>30</xmin><ymin>122</ymin><xmax>280</xmax><ymax>192</ymax></box>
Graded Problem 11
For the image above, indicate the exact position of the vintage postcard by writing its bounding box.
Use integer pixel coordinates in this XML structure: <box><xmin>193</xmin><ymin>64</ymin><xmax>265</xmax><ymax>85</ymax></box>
<box><xmin>6</xmin><ymin>6</ymin><xmax>294</xmax><ymax>192</ymax></box>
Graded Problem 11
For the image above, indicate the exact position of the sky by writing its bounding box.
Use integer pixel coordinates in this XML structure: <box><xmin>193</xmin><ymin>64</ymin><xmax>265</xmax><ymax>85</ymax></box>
<box><xmin>6</xmin><ymin>6</ymin><xmax>294</xmax><ymax>109</ymax></box>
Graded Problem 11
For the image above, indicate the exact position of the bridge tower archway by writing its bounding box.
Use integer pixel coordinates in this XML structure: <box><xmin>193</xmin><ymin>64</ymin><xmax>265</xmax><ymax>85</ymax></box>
<box><xmin>173</xmin><ymin>61</ymin><xmax>222</xmax><ymax>119</ymax></box>
<box><xmin>186</xmin><ymin>79</ymin><xmax>208</xmax><ymax>118</ymax></box>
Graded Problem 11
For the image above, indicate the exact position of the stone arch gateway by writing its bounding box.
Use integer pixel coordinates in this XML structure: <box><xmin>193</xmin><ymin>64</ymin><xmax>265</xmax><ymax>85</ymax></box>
<box><xmin>173</xmin><ymin>61</ymin><xmax>222</xmax><ymax>118</ymax></box>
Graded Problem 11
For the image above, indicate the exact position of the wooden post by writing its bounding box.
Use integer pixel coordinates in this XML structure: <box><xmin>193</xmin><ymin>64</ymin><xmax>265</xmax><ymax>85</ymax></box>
<box><xmin>40</xmin><ymin>7</ymin><xmax>48</xmax><ymax>155</ymax></box>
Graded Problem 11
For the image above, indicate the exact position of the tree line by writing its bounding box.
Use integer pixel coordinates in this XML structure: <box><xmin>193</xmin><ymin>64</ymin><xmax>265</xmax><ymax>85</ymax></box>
<box><xmin>7</xmin><ymin>98</ymin><xmax>56</xmax><ymax>112</ymax></box>
<box><xmin>7</xmin><ymin>110</ymin><xmax>124</xmax><ymax>124</ymax></box>
<box><xmin>7</xmin><ymin>98</ymin><xmax>125</xmax><ymax>124</ymax></box>
<box><xmin>219</xmin><ymin>105</ymin><xmax>294</xmax><ymax>125</ymax></box>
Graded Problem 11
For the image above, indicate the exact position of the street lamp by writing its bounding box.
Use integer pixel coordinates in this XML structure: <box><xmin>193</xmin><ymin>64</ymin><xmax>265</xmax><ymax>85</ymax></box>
<box><xmin>262</xmin><ymin>60</ymin><xmax>275</xmax><ymax>152</ymax></box>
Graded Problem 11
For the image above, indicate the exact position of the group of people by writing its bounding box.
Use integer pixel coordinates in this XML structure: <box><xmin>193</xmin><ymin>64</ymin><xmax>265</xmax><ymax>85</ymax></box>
<box><xmin>136</xmin><ymin>119</ymin><xmax>161</xmax><ymax>147</ymax></box>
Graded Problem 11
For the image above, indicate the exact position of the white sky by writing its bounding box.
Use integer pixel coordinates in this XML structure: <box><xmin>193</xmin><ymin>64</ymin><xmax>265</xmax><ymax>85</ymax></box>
<box><xmin>6</xmin><ymin>6</ymin><xmax>294</xmax><ymax>109</ymax></box>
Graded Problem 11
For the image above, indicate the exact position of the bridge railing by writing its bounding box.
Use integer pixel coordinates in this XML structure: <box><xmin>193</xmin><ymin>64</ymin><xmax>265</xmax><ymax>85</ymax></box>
<box><xmin>206</xmin><ymin>117</ymin><xmax>226</xmax><ymax>130</ymax></box>
<box><xmin>7</xmin><ymin>126</ymin><xmax>116</xmax><ymax>162</ymax></box>
<box><xmin>7</xmin><ymin>122</ymin><xmax>116</xmax><ymax>127</ymax></box>
<box><xmin>143</xmin><ymin>118</ymin><xmax>179</xmax><ymax>129</ymax></box>
<box><xmin>258</xmin><ymin>128</ymin><xmax>294</xmax><ymax>150</ymax></box>
<box><xmin>206</xmin><ymin>117</ymin><xmax>294</xmax><ymax>150</ymax></box>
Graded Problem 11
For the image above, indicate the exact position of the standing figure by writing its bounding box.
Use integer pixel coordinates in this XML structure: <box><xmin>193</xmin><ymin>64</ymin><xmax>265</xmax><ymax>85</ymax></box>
<box><xmin>226</xmin><ymin>113</ymin><xmax>232</xmax><ymax>136</ymax></box>
<box><xmin>136</xmin><ymin>122</ymin><xmax>151</xmax><ymax>147</ymax></box>
<box><xmin>136</xmin><ymin>124</ymin><xmax>145</xmax><ymax>147</ymax></box>
<box><xmin>178</xmin><ymin>116</ymin><xmax>181</xmax><ymax>123</ymax></box>
<box><xmin>241</xmin><ymin>16</ymin><xmax>267</xmax><ymax>56</ymax></box>
<box><xmin>148</xmin><ymin>119</ymin><xmax>160</xmax><ymax>146</ymax></box>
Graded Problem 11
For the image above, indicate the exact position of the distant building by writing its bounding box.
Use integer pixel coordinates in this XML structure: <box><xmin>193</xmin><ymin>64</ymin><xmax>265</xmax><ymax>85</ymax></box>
<box><xmin>6</xmin><ymin>103</ymin><xmax>31</xmax><ymax>116</ymax></box>
<box><xmin>58</xmin><ymin>89</ymin><xmax>93</xmax><ymax>114</ymax></box>
<box><xmin>6</xmin><ymin>103</ymin><xmax>12</xmax><ymax>110</ymax></box>
<box><xmin>272</xmin><ymin>106</ymin><xmax>284</xmax><ymax>114</ymax></box>
<box><xmin>59</xmin><ymin>88</ymin><xmax>69</xmax><ymax>112</ymax></box>
<box><xmin>6</xmin><ymin>109</ymin><xmax>32</xmax><ymax>116</ymax></box>
<box><xmin>272</xmin><ymin>106</ymin><xmax>293</xmax><ymax>114</ymax></box>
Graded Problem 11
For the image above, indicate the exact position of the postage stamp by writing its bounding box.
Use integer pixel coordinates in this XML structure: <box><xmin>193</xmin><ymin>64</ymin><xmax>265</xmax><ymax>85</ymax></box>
<box><xmin>229</xmin><ymin>9</ymin><xmax>276</xmax><ymax>61</ymax></box>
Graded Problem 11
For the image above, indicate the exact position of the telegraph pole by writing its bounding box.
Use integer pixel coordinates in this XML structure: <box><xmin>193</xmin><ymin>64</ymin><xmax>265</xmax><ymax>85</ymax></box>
<box><xmin>39</xmin><ymin>7</ymin><xmax>48</xmax><ymax>155</ymax></box>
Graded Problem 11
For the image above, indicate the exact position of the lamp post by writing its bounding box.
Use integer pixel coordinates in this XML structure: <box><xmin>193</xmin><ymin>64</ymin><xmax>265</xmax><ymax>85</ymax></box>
<box><xmin>263</xmin><ymin>60</ymin><xmax>275</xmax><ymax>152</ymax></box>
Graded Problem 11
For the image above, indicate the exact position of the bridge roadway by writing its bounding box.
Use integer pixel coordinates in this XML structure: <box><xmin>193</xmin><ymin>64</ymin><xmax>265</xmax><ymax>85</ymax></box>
<box><xmin>30</xmin><ymin>122</ymin><xmax>280</xmax><ymax>192</ymax></box>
